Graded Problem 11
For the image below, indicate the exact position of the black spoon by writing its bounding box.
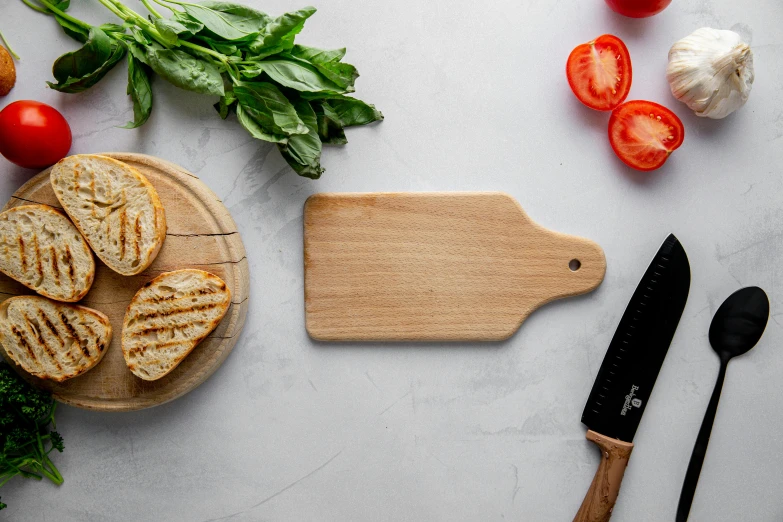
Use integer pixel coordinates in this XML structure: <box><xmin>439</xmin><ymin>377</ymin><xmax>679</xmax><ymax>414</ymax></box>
<box><xmin>676</xmin><ymin>286</ymin><xmax>770</xmax><ymax>522</ymax></box>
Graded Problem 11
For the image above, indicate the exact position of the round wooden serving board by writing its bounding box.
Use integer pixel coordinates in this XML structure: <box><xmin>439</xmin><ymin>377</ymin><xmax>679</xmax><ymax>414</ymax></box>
<box><xmin>0</xmin><ymin>153</ymin><xmax>249</xmax><ymax>411</ymax></box>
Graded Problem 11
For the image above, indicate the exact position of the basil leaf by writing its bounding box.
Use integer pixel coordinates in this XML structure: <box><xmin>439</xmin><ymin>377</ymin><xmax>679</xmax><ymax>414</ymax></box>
<box><xmin>247</xmin><ymin>41</ymin><xmax>288</xmax><ymax>60</ymax></box>
<box><xmin>127</xmin><ymin>42</ymin><xmax>148</xmax><ymax>64</ymax></box>
<box><xmin>278</xmin><ymin>100</ymin><xmax>323</xmax><ymax>179</ymax></box>
<box><xmin>236</xmin><ymin>105</ymin><xmax>287</xmax><ymax>143</ymax></box>
<box><xmin>233</xmin><ymin>81</ymin><xmax>307</xmax><ymax>136</ymax></box>
<box><xmin>287</xmin><ymin>45</ymin><xmax>358</xmax><ymax>90</ymax></box>
<box><xmin>48</xmin><ymin>42</ymin><xmax>126</xmax><ymax>93</ymax></box>
<box><xmin>45</xmin><ymin>0</ymin><xmax>72</xmax><ymax>12</ymax></box>
<box><xmin>238</xmin><ymin>63</ymin><xmax>261</xmax><ymax>79</ymax></box>
<box><xmin>243</xmin><ymin>58</ymin><xmax>345</xmax><ymax>94</ymax></box>
<box><xmin>327</xmin><ymin>97</ymin><xmax>383</xmax><ymax>126</ymax></box>
<box><xmin>292</xmin><ymin>45</ymin><xmax>345</xmax><ymax>63</ymax></box>
<box><xmin>302</xmin><ymin>94</ymin><xmax>384</xmax><ymax>127</ymax></box>
<box><xmin>121</xmin><ymin>54</ymin><xmax>153</xmax><ymax>129</ymax></box>
<box><xmin>181</xmin><ymin>3</ymin><xmax>258</xmax><ymax>41</ymax></box>
<box><xmin>248</xmin><ymin>7</ymin><xmax>315</xmax><ymax>56</ymax></box>
<box><xmin>156</xmin><ymin>18</ymin><xmax>190</xmax><ymax>36</ymax></box>
<box><xmin>130</xmin><ymin>27</ymin><xmax>151</xmax><ymax>46</ymax></box>
<box><xmin>54</xmin><ymin>15</ymin><xmax>88</xmax><ymax>43</ymax></box>
<box><xmin>144</xmin><ymin>46</ymin><xmax>224</xmax><ymax>96</ymax></box>
<box><xmin>52</xmin><ymin>27</ymin><xmax>114</xmax><ymax>83</ymax></box>
<box><xmin>171</xmin><ymin>11</ymin><xmax>205</xmax><ymax>36</ymax></box>
<box><xmin>311</xmin><ymin>100</ymin><xmax>347</xmax><ymax>145</ymax></box>
<box><xmin>156</xmin><ymin>15</ymin><xmax>209</xmax><ymax>41</ymax></box>
<box><xmin>214</xmin><ymin>90</ymin><xmax>237</xmax><ymax>119</ymax></box>
<box><xmin>213</xmin><ymin>42</ymin><xmax>239</xmax><ymax>56</ymax></box>
<box><xmin>195</xmin><ymin>1</ymin><xmax>270</xmax><ymax>32</ymax></box>
<box><xmin>154</xmin><ymin>19</ymin><xmax>183</xmax><ymax>46</ymax></box>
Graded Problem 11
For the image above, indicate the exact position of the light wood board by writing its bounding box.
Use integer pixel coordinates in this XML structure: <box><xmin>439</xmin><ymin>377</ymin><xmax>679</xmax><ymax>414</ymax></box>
<box><xmin>304</xmin><ymin>192</ymin><xmax>605</xmax><ymax>341</ymax></box>
<box><xmin>0</xmin><ymin>153</ymin><xmax>249</xmax><ymax>411</ymax></box>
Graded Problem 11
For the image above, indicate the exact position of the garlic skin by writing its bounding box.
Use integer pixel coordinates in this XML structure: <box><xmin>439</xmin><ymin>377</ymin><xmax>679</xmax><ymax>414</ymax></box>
<box><xmin>666</xmin><ymin>28</ymin><xmax>754</xmax><ymax>119</ymax></box>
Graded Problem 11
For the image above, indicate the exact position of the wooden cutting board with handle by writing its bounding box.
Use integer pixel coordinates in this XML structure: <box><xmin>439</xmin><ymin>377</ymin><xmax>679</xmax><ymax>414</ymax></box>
<box><xmin>304</xmin><ymin>192</ymin><xmax>605</xmax><ymax>341</ymax></box>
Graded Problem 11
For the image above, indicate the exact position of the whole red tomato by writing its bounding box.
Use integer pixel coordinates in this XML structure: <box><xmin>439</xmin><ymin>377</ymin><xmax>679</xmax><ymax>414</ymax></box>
<box><xmin>605</xmin><ymin>0</ymin><xmax>672</xmax><ymax>17</ymax></box>
<box><xmin>0</xmin><ymin>101</ymin><xmax>72</xmax><ymax>168</ymax></box>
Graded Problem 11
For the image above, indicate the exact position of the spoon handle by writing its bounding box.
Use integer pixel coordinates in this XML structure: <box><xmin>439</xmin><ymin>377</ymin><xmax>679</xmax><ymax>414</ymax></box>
<box><xmin>676</xmin><ymin>360</ymin><xmax>728</xmax><ymax>522</ymax></box>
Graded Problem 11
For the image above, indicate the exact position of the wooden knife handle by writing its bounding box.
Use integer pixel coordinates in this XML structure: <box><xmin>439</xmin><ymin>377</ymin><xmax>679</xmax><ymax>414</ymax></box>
<box><xmin>573</xmin><ymin>430</ymin><xmax>634</xmax><ymax>522</ymax></box>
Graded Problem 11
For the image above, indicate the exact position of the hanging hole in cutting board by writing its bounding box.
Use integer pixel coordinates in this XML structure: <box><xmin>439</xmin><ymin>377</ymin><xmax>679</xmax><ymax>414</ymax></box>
<box><xmin>569</xmin><ymin>259</ymin><xmax>581</xmax><ymax>271</ymax></box>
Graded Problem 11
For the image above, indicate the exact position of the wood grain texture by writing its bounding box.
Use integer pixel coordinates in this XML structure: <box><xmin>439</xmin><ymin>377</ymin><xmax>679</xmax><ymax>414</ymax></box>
<box><xmin>304</xmin><ymin>192</ymin><xmax>605</xmax><ymax>341</ymax></box>
<box><xmin>0</xmin><ymin>153</ymin><xmax>249</xmax><ymax>411</ymax></box>
<box><xmin>573</xmin><ymin>430</ymin><xmax>634</xmax><ymax>522</ymax></box>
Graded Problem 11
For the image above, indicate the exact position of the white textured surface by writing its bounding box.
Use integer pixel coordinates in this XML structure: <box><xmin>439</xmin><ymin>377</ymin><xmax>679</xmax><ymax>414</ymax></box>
<box><xmin>2</xmin><ymin>0</ymin><xmax>783</xmax><ymax>520</ymax></box>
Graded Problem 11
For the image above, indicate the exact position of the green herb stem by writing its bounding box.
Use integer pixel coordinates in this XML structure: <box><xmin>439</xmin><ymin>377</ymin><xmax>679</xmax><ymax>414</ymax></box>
<box><xmin>0</xmin><ymin>469</ymin><xmax>40</xmax><ymax>487</ymax></box>
<box><xmin>151</xmin><ymin>0</ymin><xmax>179</xmax><ymax>14</ymax></box>
<box><xmin>36</xmin><ymin>0</ymin><xmax>93</xmax><ymax>30</ymax></box>
<box><xmin>94</xmin><ymin>0</ymin><xmax>133</xmax><ymax>21</ymax></box>
<box><xmin>0</xmin><ymin>31</ymin><xmax>20</xmax><ymax>60</ymax></box>
<box><xmin>41</xmin><ymin>457</ymin><xmax>63</xmax><ymax>485</ymax></box>
<box><xmin>116</xmin><ymin>1</ymin><xmax>172</xmax><ymax>47</ymax></box>
<box><xmin>157</xmin><ymin>0</ymin><xmax>196</xmax><ymax>6</ymax></box>
<box><xmin>20</xmin><ymin>0</ymin><xmax>49</xmax><ymax>14</ymax></box>
<box><xmin>140</xmin><ymin>0</ymin><xmax>163</xmax><ymax>19</ymax></box>
<box><xmin>48</xmin><ymin>403</ymin><xmax>58</xmax><ymax>429</ymax></box>
<box><xmin>1</xmin><ymin>458</ymin><xmax>42</xmax><ymax>481</ymax></box>
<box><xmin>177</xmin><ymin>40</ymin><xmax>240</xmax><ymax>79</ymax></box>
<box><xmin>38</xmin><ymin>465</ymin><xmax>61</xmax><ymax>485</ymax></box>
<box><xmin>36</xmin><ymin>432</ymin><xmax>45</xmax><ymax>460</ymax></box>
<box><xmin>95</xmin><ymin>0</ymin><xmax>171</xmax><ymax>49</ymax></box>
<box><xmin>178</xmin><ymin>39</ymin><xmax>225</xmax><ymax>62</ymax></box>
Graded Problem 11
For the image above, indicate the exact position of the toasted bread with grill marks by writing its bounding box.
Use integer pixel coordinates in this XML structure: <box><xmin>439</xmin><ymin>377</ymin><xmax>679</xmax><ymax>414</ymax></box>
<box><xmin>0</xmin><ymin>296</ymin><xmax>112</xmax><ymax>382</ymax></box>
<box><xmin>122</xmin><ymin>269</ymin><xmax>231</xmax><ymax>381</ymax></box>
<box><xmin>50</xmin><ymin>154</ymin><xmax>166</xmax><ymax>276</ymax></box>
<box><xmin>0</xmin><ymin>205</ymin><xmax>94</xmax><ymax>302</ymax></box>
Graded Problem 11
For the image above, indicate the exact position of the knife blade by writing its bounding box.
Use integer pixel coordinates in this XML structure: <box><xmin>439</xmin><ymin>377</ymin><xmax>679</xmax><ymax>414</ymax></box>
<box><xmin>573</xmin><ymin>234</ymin><xmax>690</xmax><ymax>522</ymax></box>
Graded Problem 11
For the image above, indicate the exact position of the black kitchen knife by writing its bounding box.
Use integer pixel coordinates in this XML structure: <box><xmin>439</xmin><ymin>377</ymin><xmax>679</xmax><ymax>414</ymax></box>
<box><xmin>573</xmin><ymin>234</ymin><xmax>690</xmax><ymax>522</ymax></box>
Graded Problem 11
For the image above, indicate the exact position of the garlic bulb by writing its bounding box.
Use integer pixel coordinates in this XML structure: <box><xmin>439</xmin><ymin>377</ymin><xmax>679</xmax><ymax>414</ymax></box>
<box><xmin>666</xmin><ymin>28</ymin><xmax>754</xmax><ymax>119</ymax></box>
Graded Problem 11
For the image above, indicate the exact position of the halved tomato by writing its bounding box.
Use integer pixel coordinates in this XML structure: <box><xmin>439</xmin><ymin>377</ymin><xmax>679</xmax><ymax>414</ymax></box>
<box><xmin>608</xmin><ymin>100</ymin><xmax>684</xmax><ymax>171</ymax></box>
<box><xmin>566</xmin><ymin>34</ymin><xmax>632</xmax><ymax>111</ymax></box>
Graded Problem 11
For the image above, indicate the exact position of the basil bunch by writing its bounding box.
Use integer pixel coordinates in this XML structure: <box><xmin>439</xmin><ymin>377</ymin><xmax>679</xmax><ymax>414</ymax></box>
<box><xmin>25</xmin><ymin>0</ymin><xmax>383</xmax><ymax>178</ymax></box>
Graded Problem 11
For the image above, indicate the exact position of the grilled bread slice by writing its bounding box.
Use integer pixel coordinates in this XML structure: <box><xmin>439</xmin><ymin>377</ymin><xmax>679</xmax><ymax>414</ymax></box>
<box><xmin>0</xmin><ymin>205</ymin><xmax>95</xmax><ymax>302</ymax></box>
<box><xmin>0</xmin><ymin>296</ymin><xmax>112</xmax><ymax>382</ymax></box>
<box><xmin>122</xmin><ymin>269</ymin><xmax>231</xmax><ymax>381</ymax></box>
<box><xmin>50</xmin><ymin>154</ymin><xmax>166</xmax><ymax>276</ymax></box>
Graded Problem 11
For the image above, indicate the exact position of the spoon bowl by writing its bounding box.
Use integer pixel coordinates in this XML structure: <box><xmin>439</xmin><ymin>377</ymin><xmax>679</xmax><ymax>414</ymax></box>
<box><xmin>709</xmin><ymin>286</ymin><xmax>770</xmax><ymax>359</ymax></box>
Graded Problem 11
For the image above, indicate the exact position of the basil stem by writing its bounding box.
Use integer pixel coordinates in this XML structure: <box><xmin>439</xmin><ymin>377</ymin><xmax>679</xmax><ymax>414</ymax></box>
<box><xmin>0</xmin><ymin>31</ymin><xmax>20</xmax><ymax>60</ymax></box>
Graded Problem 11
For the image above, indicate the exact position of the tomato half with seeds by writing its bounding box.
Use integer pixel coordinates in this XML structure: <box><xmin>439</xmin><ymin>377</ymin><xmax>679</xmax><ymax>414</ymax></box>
<box><xmin>608</xmin><ymin>100</ymin><xmax>684</xmax><ymax>171</ymax></box>
<box><xmin>566</xmin><ymin>34</ymin><xmax>632</xmax><ymax>111</ymax></box>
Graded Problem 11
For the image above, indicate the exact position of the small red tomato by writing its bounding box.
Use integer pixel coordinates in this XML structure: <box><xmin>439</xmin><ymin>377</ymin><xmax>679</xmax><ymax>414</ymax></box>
<box><xmin>605</xmin><ymin>0</ymin><xmax>672</xmax><ymax>18</ymax></box>
<box><xmin>608</xmin><ymin>100</ymin><xmax>684</xmax><ymax>171</ymax></box>
<box><xmin>0</xmin><ymin>100</ymin><xmax>72</xmax><ymax>169</ymax></box>
<box><xmin>566</xmin><ymin>34</ymin><xmax>632</xmax><ymax>111</ymax></box>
